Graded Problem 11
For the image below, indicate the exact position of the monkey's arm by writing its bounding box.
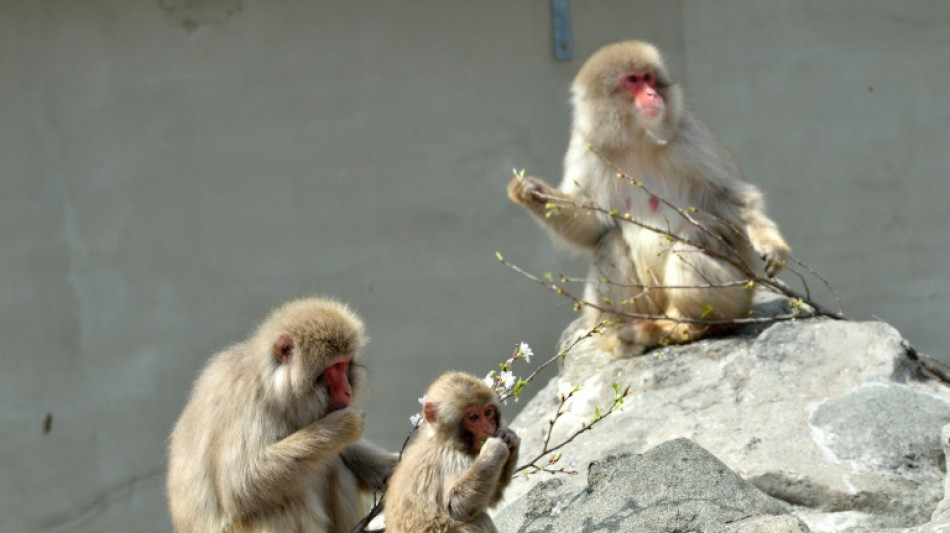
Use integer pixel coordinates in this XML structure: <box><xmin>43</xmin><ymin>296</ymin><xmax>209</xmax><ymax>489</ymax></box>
<box><xmin>733</xmin><ymin>185</ymin><xmax>790</xmax><ymax>276</ymax></box>
<box><xmin>507</xmin><ymin>175</ymin><xmax>609</xmax><ymax>250</ymax></box>
<box><xmin>341</xmin><ymin>439</ymin><xmax>398</xmax><ymax>492</ymax></box>
<box><xmin>443</xmin><ymin>438</ymin><xmax>510</xmax><ymax>522</ymax></box>
<box><xmin>488</xmin><ymin>428</ymin><xmax>519</xmax><ymax>507</ymax></box>
<box><xmin>224</xmin><ymin>408</ymin><xmax>363</xmax><ymax>515</ymax></box>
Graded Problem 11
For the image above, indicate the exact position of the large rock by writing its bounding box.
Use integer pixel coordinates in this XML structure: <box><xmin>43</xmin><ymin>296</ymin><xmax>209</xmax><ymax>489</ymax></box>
<box><xmin>496</xmin><ymin>315</ymin><xmax>950</xmax><ymax>532</ymax></box>
<box><xmin>494</xmin><ymin>438</ymin><xmax>809</xmax><ymax>533</ymax></box>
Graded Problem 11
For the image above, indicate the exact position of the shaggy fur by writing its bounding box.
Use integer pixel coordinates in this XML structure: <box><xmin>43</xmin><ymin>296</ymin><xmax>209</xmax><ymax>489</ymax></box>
<box><xmin>508</xmin><ymin>40</ymin><xmax>790</xmax><ymax>355</ymax></box>
<box><xmin>385</xmin><ymin>372</ymin><xmax>519</xmax><ymax>533</ymax></box>
<box><xmin>166</xmin><ymin>297</ymin><xmax>396</xmax><ymax>533</ymax></box>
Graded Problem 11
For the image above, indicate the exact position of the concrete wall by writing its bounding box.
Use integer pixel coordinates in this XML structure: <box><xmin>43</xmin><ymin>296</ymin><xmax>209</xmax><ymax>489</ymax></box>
<box><xmin>1</xmin><ymin>1</ymin><xmax>947</xmax><ymax>531</ymax></box>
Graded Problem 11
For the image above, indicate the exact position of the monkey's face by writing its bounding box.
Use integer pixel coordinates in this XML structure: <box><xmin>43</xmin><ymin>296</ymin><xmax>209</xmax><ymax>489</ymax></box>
<box><xmin>317</xmin><ymin>355</ymin><xmax>354</xmax><ymax>411</ymax></box>
<box><xmin>461</xmin><ymin>403</ymin><xmax>497</xmax><ymax>452</ymax></box>
<box><xmin>270</xmin><ymin>332</ymin><xmax>365</xmax><ymax>421</ymax></box>
<box><xmin>620</xmin><ymin>69</ymin><xmax>666</xmax><ymax>124</ymax></box>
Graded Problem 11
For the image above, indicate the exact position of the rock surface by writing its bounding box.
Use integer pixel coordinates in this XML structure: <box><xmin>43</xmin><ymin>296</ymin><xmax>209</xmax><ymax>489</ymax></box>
<box><xmin>494</xmin><ymin>438</ymin><xmax>810</xmax><ymax>533</ymax></box>
<box><xmin>494</xmin><ymin>315</ymin><xmax>950</xmax><ymax>533</ymax></box>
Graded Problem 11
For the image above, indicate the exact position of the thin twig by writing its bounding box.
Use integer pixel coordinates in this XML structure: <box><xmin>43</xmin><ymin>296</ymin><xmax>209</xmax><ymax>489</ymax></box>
<box><xmin>514</xmin><ymin>385</ymin><xmax>631</xmax><ymax>475</ymax></box>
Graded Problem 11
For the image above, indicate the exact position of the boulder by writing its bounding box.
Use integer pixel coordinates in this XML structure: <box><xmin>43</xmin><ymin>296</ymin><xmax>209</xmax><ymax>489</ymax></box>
<box><xmin>494</xmin><ymin>438</ymin><xmax>811</xmax><ymax>533</ymax></box>
<box><xmin>495</xmin><ymin>314</ymin><xmax>950</xmax><ymax>532</ymax></box>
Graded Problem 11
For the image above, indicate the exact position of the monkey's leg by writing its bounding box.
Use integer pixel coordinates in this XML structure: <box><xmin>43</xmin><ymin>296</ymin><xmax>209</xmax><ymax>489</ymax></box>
<box><xmin>584</xmin><ymin>236</ymin><xmax>662</xmax><ymax>357</ymax></box>
<box><xmin>630</xmin><ymin>236</ymin><xmax>753</xmax><ymax>347</ymax></box>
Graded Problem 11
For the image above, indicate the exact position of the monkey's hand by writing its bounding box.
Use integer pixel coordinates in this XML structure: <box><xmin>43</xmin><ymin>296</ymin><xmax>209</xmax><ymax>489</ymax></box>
<box><xmin>752</xmin><ymin>237</ymin><xmax>790</xmax><ymax>277</ymax></box>
<box><xmin>507</xmin><ymin>174</ymin><xmax>556</xmax><ymax>210</ymax></box>
<box><xmin>311</xmin><ymin>407</ymin><xmax>365</xmax><ymax>447</ymax></box>
<box><xmin>493</xmin><ymin>427</ymin><xmax>520</xmax><ymax>454</ymax></box>
<box><xmin>479</xmin><ymin>435</ymin><xmax>512</xmax><ymax>463</ymax></box>
<box><xmin>745</xmin><ymin>215</ymin><xmax>791</xmax><ymax>277</ymax></box>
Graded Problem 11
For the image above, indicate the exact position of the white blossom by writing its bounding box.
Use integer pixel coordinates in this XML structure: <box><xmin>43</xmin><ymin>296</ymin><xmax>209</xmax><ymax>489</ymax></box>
<box><xmin>518</xmin><ymin>341</ymin><xmax>533</xmax><ymax>362</ymax></box>
<box><xmin>409</xmin><ymin>413</ymin><xmax>423</xmax><ymax>427</ymax></box>
<box><xmin>499</xmin><ymin>370</ymin><xmax>516</xmax><ymax>390</ymax></box>
<box><xmin>483</xmin><ymin>371</ymin><xmax>496</xmax><ymax>389</ymax></box>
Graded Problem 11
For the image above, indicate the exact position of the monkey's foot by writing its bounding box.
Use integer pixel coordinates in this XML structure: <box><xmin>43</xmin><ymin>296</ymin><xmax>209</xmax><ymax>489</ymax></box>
<box><xmin>624</xmin><ymin>319</ymin><xmax>711</xmax><ymax>349</ymax></box>
<box><xmin>597</xmin><ymin>328</ymin><xmax>648</xmax><ymax>359</ymax></box>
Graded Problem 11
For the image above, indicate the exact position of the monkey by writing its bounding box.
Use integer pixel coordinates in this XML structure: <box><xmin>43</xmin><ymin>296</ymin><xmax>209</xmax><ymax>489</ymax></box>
<box><xmin>508</xmin><ymin>40</ymin><xmax>791</xmax><ymax>356</ymax></box>
<box><xmin>166</xmin><ymin>296</ymin><xmax>397</xmax><ymax>533</ymax></box>
<box><xmin>384</xmin><ymin>371</ymin><xmax>520</xmax><ymax>533</ymax></box>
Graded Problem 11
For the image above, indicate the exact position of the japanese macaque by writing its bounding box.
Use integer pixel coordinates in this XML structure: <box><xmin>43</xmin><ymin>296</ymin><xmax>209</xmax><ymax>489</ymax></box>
<box><xmin>384</xmin><ymin>372</ymin><xmax>520</xmax><ymax>533</ymax></box>
<box><xmin>508</xmin><ymin>40</ymin><xmax>790</xmax><ymax>355</ymax></box>
<box><xmin>166</xmin><ymin>297</ymin><xmax>397</xmax><ymax>533</ymax></box>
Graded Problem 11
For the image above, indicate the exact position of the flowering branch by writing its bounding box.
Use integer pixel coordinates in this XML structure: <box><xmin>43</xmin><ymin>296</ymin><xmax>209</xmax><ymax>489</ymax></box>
<box><xmin>514</xmin><ymin>381</ymin><xmax>631</xmax><ymax>476</ymax></box>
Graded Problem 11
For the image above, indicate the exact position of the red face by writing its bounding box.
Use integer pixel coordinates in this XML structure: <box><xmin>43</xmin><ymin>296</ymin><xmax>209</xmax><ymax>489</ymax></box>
<box><xmin>462</xmin><ymin>402</ymin><xmax>497</xmax><ymax>452</ymax></box>
<box><xmin>621</xmin><ymin>69</ymin><xmax>664</xmax><ymax>120</ymax></box>
<box><xmin>322</xmin><ymin>356</ymin><xmax>353</xmax><ymax>411</ymax></box>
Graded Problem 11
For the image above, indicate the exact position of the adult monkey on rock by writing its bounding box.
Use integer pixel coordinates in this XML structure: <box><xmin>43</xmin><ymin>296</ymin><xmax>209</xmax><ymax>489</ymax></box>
<box><xmin>166</xmin><ymin>296</ymin><xmax>396</xmax><ymax>533</ymax></box>
<box><xmin>508</xmin><ymin>40</ymin><xmax>790</xmax><ymax>356</ymax></box>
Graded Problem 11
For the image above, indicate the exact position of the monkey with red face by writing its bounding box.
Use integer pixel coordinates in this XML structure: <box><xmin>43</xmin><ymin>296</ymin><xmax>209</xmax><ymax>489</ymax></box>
<box><xmin>166</xmin><ymin>297</ymin><xmax>396</xmax><ymax>533</ymax></box>
<box><xmin>384</xmin><ymin>371</ymin><xmax>519</xmax><ymax>533</ymax></box>
<box><xmin>508</xmin><ymin>40</ymin><xmax>791</xmax><ymax>355</ymax></box>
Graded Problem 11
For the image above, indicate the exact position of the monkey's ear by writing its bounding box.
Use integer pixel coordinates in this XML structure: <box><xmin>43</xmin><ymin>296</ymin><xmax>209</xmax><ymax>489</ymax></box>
<box><xmin>423</xmin><ymin>402</ymin><xmax>438</xmax><ymax>425</ymax></box>
<box><xmin>273</xmin><ymin>333</ymin><xmax>295</xmax><ymax>364</ymax></box>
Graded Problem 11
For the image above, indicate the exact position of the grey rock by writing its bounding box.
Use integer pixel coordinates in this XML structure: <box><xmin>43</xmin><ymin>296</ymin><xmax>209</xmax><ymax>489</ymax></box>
<box><xmin>715</xmin><ymin>514</ymin><xmax>812</xmax><ymax>533</ymax></box>
<box><xmin>494</xmin><ymin>438</ymin><xmax>805</xmax><ymax>533</ymax></box>
<box><xmin>498</xmin><ymin>315</ymin><xmax>950</xmax><ymax>532</ymax></box>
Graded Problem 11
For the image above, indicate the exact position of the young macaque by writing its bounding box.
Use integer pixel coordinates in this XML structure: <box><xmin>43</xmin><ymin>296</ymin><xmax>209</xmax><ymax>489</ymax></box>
<box><xmin>166</xmin><ymin>296</ymin><xmax>396</xmax><ymax>533</ymax></box>
<box><xmin>384</xmin><ymin>371</ymin><xmax>520</xmax><ymax>533</ymax></box>
<box><xmin>508</xmin><ymin>40</ymin><xmax>790</xmax><ymax>355</ymax></box>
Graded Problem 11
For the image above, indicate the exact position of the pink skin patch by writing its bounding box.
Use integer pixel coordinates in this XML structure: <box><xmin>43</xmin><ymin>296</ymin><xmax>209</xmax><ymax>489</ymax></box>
<box><xmin>622</xmin><ymin>70</ymin><xmax>665</xmax><ymax>119</ymax></box>
<box><xmin>626</xmin><ymin>196</ymin><xmax>660</xmax><ymax>212</ymax></box>
<box><xmin>462</xmin><ymin>403</ymin><xmax>497</xmax><ymax>452</ymax></box>
<box><xmin>323</xmin><ymin>356</ymin><xmax>352</xmax><ymax>411</ymax></box>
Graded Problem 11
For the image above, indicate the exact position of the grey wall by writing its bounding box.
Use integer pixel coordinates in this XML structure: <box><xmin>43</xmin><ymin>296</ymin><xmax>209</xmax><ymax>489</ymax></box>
<box><xmin>1</xmin><ymin>1</ymin><xmax>947</xmax><ymax>531</ymax></box>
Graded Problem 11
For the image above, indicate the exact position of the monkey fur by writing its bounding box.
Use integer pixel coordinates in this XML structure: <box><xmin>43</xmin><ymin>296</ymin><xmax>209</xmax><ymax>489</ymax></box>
<box><xmin>384</xmin><ymin>372</ymin><xmax>520</xmax><ymax>533</ymax></box>
<box><xmin>508</xmin><ymin>40</ymin><xmax>790</xmax><ymax>355</ymax></box>
<box><xmin>166</xmin><ymin>296</ymin><xmax>396</xmax><ymax>533</ymax></box>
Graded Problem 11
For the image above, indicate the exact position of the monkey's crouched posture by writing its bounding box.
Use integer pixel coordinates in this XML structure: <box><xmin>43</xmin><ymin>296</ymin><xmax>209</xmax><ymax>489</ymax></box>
<box><xmin>166</xmin><ymin>297</ymin><xmax>397</xmax><ymax>533</ymax></box>
<box><xmin>508</xmin><ymin>40</ymin><xmax>791</xmax><ymax>356</ymax></box>
<box><xmin>384</xmin><ymin>372</ymin><xmax>520</xmax><ymax>533</ymax></box>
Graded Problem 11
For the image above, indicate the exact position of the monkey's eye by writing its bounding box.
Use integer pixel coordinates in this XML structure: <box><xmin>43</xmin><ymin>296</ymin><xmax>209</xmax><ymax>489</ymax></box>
<box><xmin>642</xmin><ymin>72</ymin><xmax>653</xmax><ymax>83</ymax></box>
<box><xmin>468</xmin><ymin>413</ymin><xmax>480</xmax><ymax>423</ymax></box>
<box><xmin>485</xmin><ymin>407</ymin><xmax>495</xmax><ymax>420</ymax></box>
<box><xmin>626</xmin><ymin>74</ymin><xmax>639</xmax><ymax>84</ymax></box>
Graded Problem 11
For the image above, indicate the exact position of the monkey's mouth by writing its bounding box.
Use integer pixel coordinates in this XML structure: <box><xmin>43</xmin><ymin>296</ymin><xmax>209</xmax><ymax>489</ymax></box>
<box><xmin>639</xmin><ymin>104</ymin><xmax>663</xmax><ymax>119</ymax></box>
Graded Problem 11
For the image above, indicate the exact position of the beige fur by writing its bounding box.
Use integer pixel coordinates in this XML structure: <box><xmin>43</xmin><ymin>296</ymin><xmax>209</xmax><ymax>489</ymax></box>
<box><xmin>166</xmin><ymin>297</ymin><xmax>396</xmax><ymax>533</ymax></box>
<box><xmin>508</xmin><ymin>40</ymin><xmax>790</xmax><ymax>356</ymax></box>
<box><xmin>385</xmin><ymin>372</ymin><xmax>519</xmax><ymax>533</ymax></box>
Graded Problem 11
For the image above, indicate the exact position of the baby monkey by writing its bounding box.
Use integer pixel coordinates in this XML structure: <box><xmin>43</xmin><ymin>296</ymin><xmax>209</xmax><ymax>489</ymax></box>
<box><xmin>385</xmin><ymin>371</ymin><xmax>520</xmax><ymax>533</ymax></box>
